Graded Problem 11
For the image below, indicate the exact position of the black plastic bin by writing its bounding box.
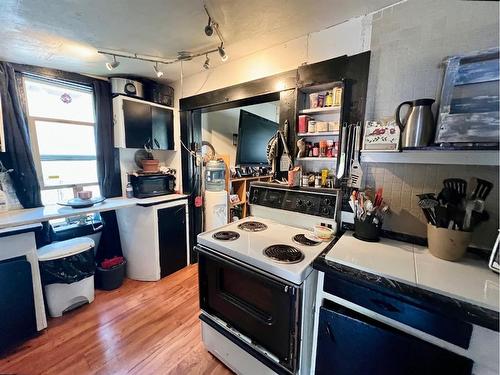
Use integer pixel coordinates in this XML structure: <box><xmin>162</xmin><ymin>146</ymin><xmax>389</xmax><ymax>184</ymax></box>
<box><xmin>95</xmin><ymin>259</ymin><xmax>126</xmax><ymax>291</ymax></box>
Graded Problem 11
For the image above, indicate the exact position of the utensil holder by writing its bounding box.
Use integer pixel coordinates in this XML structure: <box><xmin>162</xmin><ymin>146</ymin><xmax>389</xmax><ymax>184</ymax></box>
<box><xmin>354</xmin><ymin>218</ymin><xmax>381</xmax><ymax>242</ymax></box>
<box><xmin>427</xmin><ymin>224</ymin><xmax>471</xmax><ymax>261</ymax></box>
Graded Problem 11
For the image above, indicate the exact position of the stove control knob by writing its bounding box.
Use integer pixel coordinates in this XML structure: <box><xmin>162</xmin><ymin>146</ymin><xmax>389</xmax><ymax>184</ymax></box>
<box><xmin>322</xmin><ymin>207</ymin><xmax>330</xmax><ymax>215</ymax></box>
<box><xmin>251</xmin><ymin>195</ymin><xmax>258</xmax><ymax>203</ymax></box>
<box><xmin>296</xmin><ymin>199</ymin><xmax>303</xmax><ymax>207</ymax></box>
<box><xmin>306</xmin><ymin>200</ymin><xmax>313</xmax><ymax>208</ymax></box>
<box><xmin>323</xmin><ymin>198</ymin><xmax>331</xmax><ymax>205</ymax></box>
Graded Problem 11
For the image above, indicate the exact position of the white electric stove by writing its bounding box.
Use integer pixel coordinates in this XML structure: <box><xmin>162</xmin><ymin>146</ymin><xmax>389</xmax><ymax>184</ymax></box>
<box><xmin>196</xmin><ymin>182</ymin><xmax>341</xmax><ymax>375</ymax></box>
<box><xmin>197</xmin><ymin>216</ymin><xmax>333</xmax><ymax>285</ymax></box>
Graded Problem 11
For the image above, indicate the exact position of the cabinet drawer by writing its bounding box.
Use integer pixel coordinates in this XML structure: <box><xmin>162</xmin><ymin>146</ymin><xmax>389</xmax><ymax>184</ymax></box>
<box><xmin>324</xmin><ymin>273</ymin><xmax>472</xmax><ymax>348</ymax></box>
<box><xmin>315</xmin><ymin>302</ymin><xmax>472</xmax><ymax>375</ymax></box>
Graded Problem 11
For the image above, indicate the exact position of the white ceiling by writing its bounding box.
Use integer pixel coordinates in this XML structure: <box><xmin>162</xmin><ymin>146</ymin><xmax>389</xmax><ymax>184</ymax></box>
<box><xmin>0</xmin><ymin>0</ymin><xmax>400</xmax><ymax>82</ymax></box>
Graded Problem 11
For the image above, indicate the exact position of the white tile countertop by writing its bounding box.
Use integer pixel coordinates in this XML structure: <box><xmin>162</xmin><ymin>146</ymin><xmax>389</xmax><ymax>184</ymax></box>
<box><xmin>0</xmin><ymin>194</ymin><xmax>188</xmax><ymax>230</ymax></box>
<box><xmin>326</xmin><ymin>232</ymin><xmax>500</xmax><ymax>312</ymax></box>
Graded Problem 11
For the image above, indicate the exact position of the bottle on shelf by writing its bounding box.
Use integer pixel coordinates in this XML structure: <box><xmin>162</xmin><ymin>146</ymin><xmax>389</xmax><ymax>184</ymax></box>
<box><xmin>126</xmin><ymin>182</ymin><xmax>134</xmax><ymax>198</ymax></box>
<box><xmin>325</xmin><ymin>91</ymin><xmax>333</xmax><ymax>107</ymax></box>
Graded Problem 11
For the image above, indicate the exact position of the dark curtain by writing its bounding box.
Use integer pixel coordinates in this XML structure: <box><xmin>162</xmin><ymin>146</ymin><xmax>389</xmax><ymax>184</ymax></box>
<box><xmin>0</xmin><ymin>62</ymin><xmax>42</xmax><ymax>208</ymax></box>
<box><xmin>93</xmin><ymin>80</ymin><xmax>123</xmax><ymax>263</ymax></box>
<box><xmin>0</xmin><ymin>62</ymin><xmax>54</xmax><ymax>246</ymax></box>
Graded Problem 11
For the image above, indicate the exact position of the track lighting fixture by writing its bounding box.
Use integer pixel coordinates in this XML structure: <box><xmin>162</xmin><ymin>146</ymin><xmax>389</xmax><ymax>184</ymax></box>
<box><xmin>218</xmin><ymin>44</ymin><xmax>228</xmax><ymax>62</ymax></box>
<box><xmin>205</xmin><ymin>17</ymin><xmax>214</xmax><ymax>36</ymax></box>
<box><xmin>153</xmin><ymin>62</ymin><xmax>164</xmax><ymax>78</ymax></box>
<box><xmin>98</xmin><ymin>3</ymin><xmax>228</xmax><ymax>76</ymax></box>
<box><xmin>105</xmin><ymin>55</ymin><xmax>120</xmax><ymax>70</ymax></box>
<box><xmin>203</xmin><ymin>55</ymin><xmax>210</xmax><ymax>70</ymax></box>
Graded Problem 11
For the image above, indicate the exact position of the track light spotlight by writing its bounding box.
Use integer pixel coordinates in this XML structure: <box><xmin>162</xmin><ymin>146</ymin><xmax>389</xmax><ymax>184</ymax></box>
<box><xmin>203</xmin><ymin>54</ymin><xmax>210</xmax><ymax>70</ymax></box>
<box><xmin>105</xmin><ymin>55</ymin><xmax>120</xmax><ymax>70</ymax></box>
<box><xmin>218</xmin><ymin>44</ymin><xmax>228</xmax><ymax>62</ymax></box>
<box><xmin>153</xmin><ymin>62</ymin><xmax>164</xmax><ymax>78</ymax></box>
<box><xmin>205</xmin><ymin>17</ymin><xmax>214</xmax><ymax>36</ymax></box>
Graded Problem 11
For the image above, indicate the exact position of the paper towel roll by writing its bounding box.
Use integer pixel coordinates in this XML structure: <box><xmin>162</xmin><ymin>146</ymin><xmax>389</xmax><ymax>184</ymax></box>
<box><xmin>204</xmin><ymin>190</ymin><xmax>228</xmax><ymax>231</ymax></box>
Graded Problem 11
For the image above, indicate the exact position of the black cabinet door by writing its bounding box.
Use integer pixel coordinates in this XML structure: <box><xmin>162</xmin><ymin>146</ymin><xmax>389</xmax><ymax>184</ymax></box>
<box><xmin>0</xmin><ymin>257</ymin><xmax>37</xmax><ymax>353</ymax></box>
<box><xmin>157</xmin><ymin>205</ymin><xmax>187</xmax><ymax>278</ymax></box>
<box><xmin>123</xmin><ymin>99</ymin><xmax>152</xmax><ymax>148</ymax></box>
<box><xmin>152</xmin><ymin>106</ymin><xmax>174</xmax><ymax>150</ymax></box>
<box><xmin>315</xmin><ymin>303</ymin><xmax>472</xmax><ymax>375</ymax></box>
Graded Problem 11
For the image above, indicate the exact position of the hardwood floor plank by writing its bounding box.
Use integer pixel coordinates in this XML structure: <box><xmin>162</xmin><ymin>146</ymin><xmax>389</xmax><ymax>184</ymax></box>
<box><xmin>0</xmin><ymin>265</ymin><xmax>232</xmax><ymax>375</ymax></box>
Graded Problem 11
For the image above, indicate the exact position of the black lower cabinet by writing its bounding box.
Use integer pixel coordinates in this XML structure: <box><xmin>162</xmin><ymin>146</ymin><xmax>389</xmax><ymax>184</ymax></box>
<box><xmin>315</xmin><ymin>302</ymin><xmax>473</xmax><ymax>375</ymax></box>
<box><xmin>157</xmin><ymin>205</ymin><xmax>187</xmax><ymax>278</ymax></box>
<box><xmin>0</xmin><ymin>257</ymin><xmax>37</xmax><ymax>353</ymax></box>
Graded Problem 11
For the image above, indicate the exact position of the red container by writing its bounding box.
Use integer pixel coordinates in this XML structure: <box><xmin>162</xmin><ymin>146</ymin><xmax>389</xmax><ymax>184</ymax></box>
<box><xmin>298</xmin><ymin>115</ymin><xmax>310</xmax><ymax>134</ymax></box>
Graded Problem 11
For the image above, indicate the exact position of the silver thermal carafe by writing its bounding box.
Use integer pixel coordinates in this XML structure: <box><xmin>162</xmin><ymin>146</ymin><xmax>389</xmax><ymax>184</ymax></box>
<box><xmin>395</xmin><ymin>99</ymin><xmax>435</xmax><ymax>148</ymax></box>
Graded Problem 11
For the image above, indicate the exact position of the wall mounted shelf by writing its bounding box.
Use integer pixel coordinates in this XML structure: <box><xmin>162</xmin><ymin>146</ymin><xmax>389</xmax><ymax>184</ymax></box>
<box><xmin>296</xmin><ymin>157</ymin><xmax>337</xmax><ymax>162</ymax></box>
<box><xmin>360</xmin><ymin>150</ymin><xmax>499</xmax><ymax>166</ymax></box>
<box><xmin>297</xmin><ymin>132</ymin><xmax>339</xmax><ymax>137</ymax></box>
<box><xmin>299</xmin><ymin>106</ymin><xmax>341</xmax><ymax>115</ymax></box>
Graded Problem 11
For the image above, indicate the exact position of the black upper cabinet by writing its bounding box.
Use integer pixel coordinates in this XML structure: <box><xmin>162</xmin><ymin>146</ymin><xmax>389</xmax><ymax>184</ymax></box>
<box><xmin>123</xmin><ymin>100</ymin><xmax>152</xmax><ymax>149</ymax></box>
<box><xmin>113</xmin><ymin>96</ymin><xmax>174</xmax><ymax>150</ymax></box>
<box><xmin>152</xmin><ymin>106</ymin><xmax>174</xmax><ymax>150</ymax></box>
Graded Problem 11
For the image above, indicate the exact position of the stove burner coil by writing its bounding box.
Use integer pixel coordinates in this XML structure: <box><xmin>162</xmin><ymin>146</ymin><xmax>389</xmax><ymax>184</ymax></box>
<box><xmin>263</xmin><ymin>245</ymin><xmax>305</xmax><ymax>264</ymax></box>
<box><xmin>212</xmin><ymin>231</ymin><xmax>240</xmax><ymax>241</ymax></box>
<box><xmin>292</xmin><ymin>234</ymin><xmax>321</xmax><ymax>246</ymax></box>
<box><xmin>237</xmin><ymin>221</ymin><xmax>268</xmax><ymax>232</ymax></box>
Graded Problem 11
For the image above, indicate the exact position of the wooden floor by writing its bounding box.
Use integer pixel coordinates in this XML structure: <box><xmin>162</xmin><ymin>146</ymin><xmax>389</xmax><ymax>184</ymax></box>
<box><xmin>0</xmin><ymin>265</ymin><xmax>233</xmax><ymax>375</ymax></box>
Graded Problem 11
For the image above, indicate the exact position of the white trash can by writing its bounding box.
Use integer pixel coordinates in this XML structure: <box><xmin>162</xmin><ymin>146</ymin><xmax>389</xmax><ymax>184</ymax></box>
<box><xmin>38</xmin><ymin>237</ymin><xmax>95</xmax><ymax>318</ymax></box>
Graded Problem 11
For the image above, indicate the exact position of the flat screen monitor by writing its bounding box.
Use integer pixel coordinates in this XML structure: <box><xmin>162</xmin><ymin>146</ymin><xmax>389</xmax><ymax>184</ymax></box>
<box><xmin>235</xmin><ymin>110</ymin><xmax>278</xmax><ymax>166</ymax></box>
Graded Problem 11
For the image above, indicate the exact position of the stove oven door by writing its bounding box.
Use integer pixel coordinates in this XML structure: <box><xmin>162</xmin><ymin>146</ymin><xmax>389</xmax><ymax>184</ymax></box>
<box><xmin>197</xmin><ymin>245</ymin><xmax>301</xmax><ymax>373</ymax></box>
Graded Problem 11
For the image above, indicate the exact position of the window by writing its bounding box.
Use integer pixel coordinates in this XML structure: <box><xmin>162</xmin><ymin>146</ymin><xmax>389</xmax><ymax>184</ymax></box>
<box><xmin>24</xmin><ymin>77</ymin><xmax>100</xmax><ymax>205</ymax></box>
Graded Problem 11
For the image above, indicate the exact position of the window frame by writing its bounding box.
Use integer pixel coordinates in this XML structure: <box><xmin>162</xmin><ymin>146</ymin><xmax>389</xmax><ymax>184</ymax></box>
<box><xmin>23</xmin><ymin>76</ymin><xmax>98</xmax><ymax>191</ymax></box>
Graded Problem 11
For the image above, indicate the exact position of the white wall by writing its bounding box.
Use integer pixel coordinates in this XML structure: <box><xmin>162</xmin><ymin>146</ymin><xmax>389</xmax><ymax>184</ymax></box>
<box><xmin>201</xmin><ymin>102</ymin><xmax>279</xmax><ymax>167</ymax></box>
<box><xmin>362</xmin><ymin>0</ymin><xmax>499</xmax><ymax>249</ymax></box>
<box><xmin>170</xmin><ymin>15</ymin><xmax>374</xmax><ymax>192</ymax></box>
<box><xmin>173</xmin><ymin>15</ymin><xmax>372</xmax><ymax>99</ymax></box>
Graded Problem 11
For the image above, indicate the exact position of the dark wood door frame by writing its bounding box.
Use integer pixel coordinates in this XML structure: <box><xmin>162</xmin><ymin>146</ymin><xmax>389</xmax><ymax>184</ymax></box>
<box><xmin>180</xmin><ymin>51</ymin><xmax>370</xmax><ymax>262</ymax></box>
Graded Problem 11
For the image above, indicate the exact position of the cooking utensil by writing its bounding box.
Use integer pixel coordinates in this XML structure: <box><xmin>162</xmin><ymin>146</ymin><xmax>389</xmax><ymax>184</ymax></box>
<box><xmin>443</xmin><ymin>178</ymin><xmax>467</xmax><ymax>203</ymax></box>
<box><xmin>278</xmin><ymin>131</ymin><xmax>292</xmax><ymax>172</ymax></box>
<box><xmin>395</xmin><ymin>98</ymin><xmax>435</xmax><ymax>148</ymax></box>
<box><xmin>417</xmin><ymin>194</ymin><xmax>439</xmax><ymax>226</ymax></box>
<box><xmin>463</xmin><ymin>200</ymin><xmax>474</xmax><ymax>231</ymax></box>
<box><xmin>345</xmin><ymin>124</ymin><xmax>355</xmax><ymax>187</ymax></box>
<box><xmin>374</xmin><ymin>188</ymin><xmax>383</xmax><ymax>207</ymax></box>
<box><xmin>470</xmin><ymin>178</ymin><xmax>493</xmax><ymax>201</ymax></box>
<box><xmin>336</xmin><ymin>123</ymin><xmax>348</xmax><ymax>179</ymax></box>
<box><xmin>350</xmin><ymin>123</ymin><xmax>363</xmax><ymax>189</ymax></box>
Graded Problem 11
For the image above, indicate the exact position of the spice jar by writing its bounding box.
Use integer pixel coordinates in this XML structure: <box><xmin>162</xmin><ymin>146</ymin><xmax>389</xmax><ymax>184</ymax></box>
<box><xmin>325</xmin><ymin>91</ymin><xmax>333</xmax><ymax>107</ymax></box>
<box><xmin>314</xmin><ymin>174</ymin><xmax>321</xmax><ymax>188</ymax></box>
<box><xmin>318</xmin><ymin>93</ymin><xmax>325</xmax><ymax>108</ymax></box>
<box><xmin>319</xmin><ymin>140</ymin><xmax>327</xmax><ymax>157</ymax></box>
<box><xmin>308</xmin><ymin>120</ymin><xmax>316</xmax><ymax>133</ymax></box>
<box><xmin>302</xmin><ymin>175</ymin><xmax>309</xmax><ymax>187</ymax></box>
<box><xmin>326</xmin><ymin>140</ymin><xmax>334</xmax><ymax>157</ymax></box>
<box><xmin>312</xmin><ymin>143</ymin><xmax>319</xmax><ymax>157</ymax></box>
<box><xmin>321</xmin><ymin>169</ymin><xmax>329</xmax><ymax>187</ymax></box>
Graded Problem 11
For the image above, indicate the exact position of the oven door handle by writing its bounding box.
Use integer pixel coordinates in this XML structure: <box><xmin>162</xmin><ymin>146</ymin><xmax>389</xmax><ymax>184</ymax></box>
<box><xmin>220</xmin><ymin>291</ymin><xmax>273</xmax><ymax>325</ymax></box>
